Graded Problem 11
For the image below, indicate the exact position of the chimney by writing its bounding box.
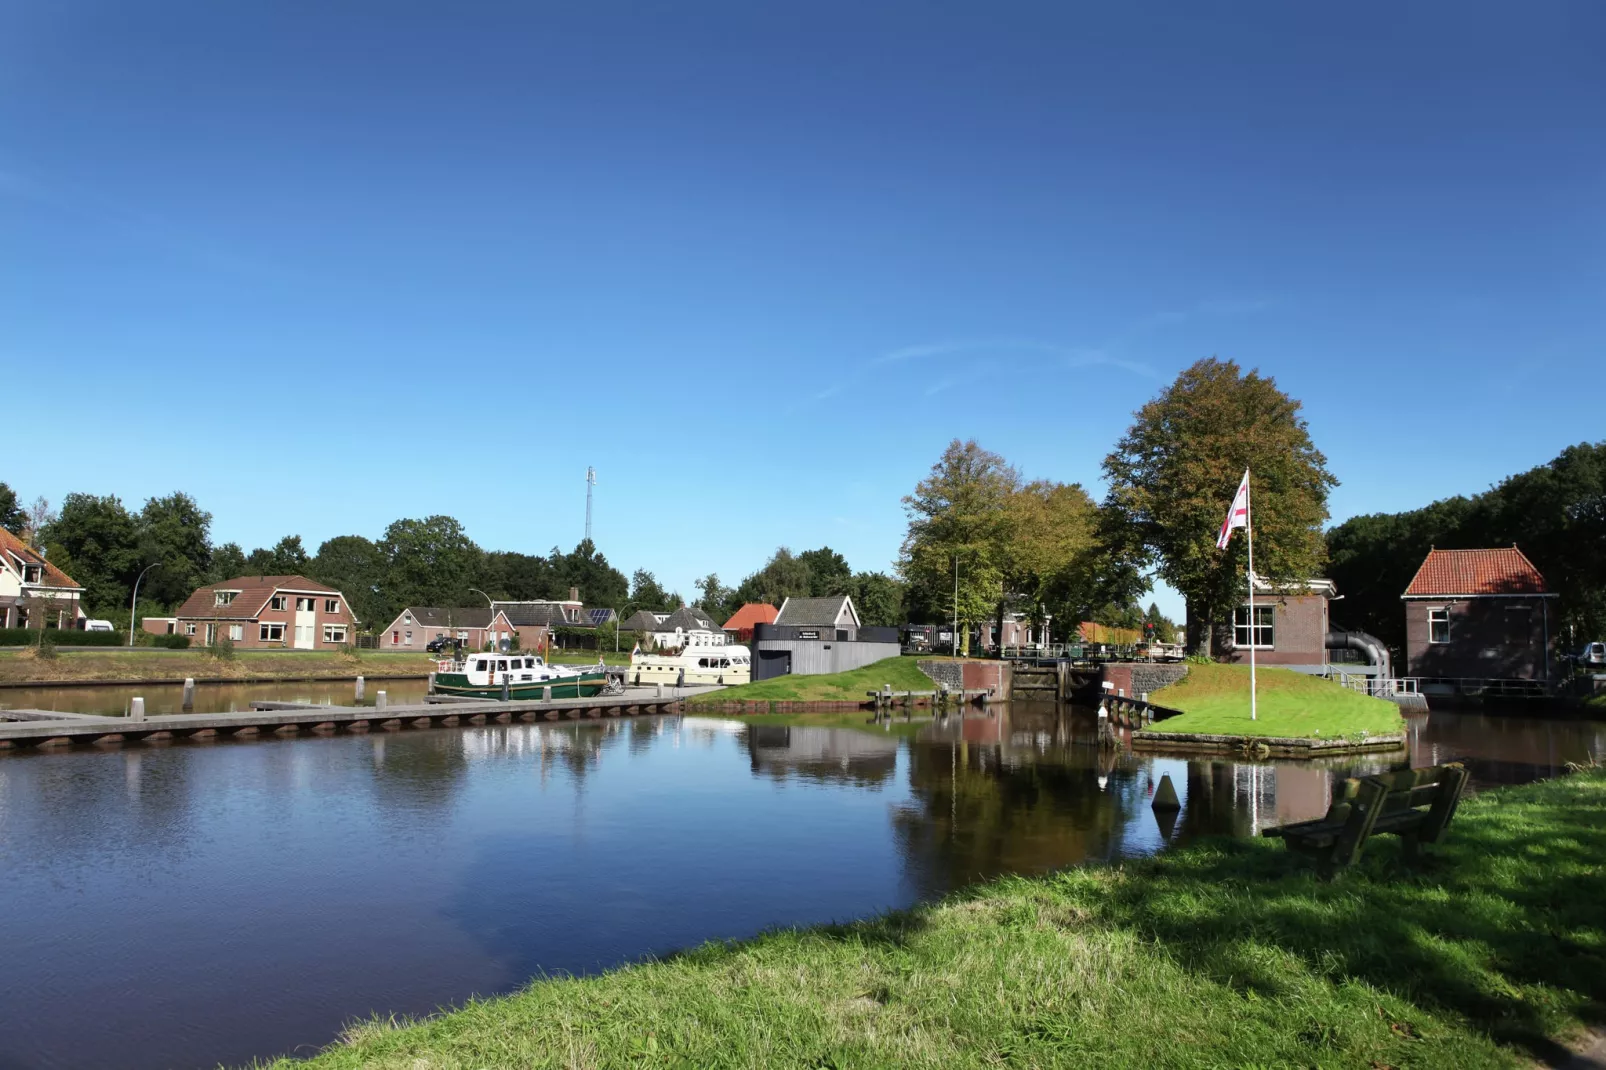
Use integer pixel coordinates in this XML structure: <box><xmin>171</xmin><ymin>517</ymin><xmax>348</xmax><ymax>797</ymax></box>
<box><xmin>569</xmin><ymin>586</ymin><xmax>579</xmax><ymax>603</ymax></box>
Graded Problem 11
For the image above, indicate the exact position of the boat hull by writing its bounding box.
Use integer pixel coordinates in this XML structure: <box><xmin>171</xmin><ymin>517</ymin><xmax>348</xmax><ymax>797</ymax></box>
<box><xmin>432</xmin><ymin>671</ymin><xmax>609</xmax><ymax>700</ymax></box>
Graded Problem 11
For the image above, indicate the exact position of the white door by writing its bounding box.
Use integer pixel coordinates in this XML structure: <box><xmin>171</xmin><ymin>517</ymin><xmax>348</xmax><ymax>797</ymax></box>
<box><xmin>294</xmin><ymin>598</ymin><xmax>315</xmax><ymax>649</ymax></box>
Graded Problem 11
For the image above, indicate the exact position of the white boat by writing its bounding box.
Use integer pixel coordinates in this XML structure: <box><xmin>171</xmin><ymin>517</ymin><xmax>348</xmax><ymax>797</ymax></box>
<box><xmin>628</xmin><ymin>636</ymin><xmax>751</xmax><ymax>686</ymax></box>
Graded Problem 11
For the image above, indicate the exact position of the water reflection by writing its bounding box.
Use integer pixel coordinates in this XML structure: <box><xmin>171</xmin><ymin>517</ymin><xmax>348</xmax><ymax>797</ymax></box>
<box><xmin>0</xmin><ymin>703</ymin><xmax>1599</xmax><ymax>1070</ymax></box>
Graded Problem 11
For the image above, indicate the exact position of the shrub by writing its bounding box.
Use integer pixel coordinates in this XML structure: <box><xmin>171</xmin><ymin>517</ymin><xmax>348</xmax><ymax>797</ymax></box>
<box><xmin>0</xmin><ymin>627</ymin><xmax>124</xmax><ymax>647</ymax></box>
<box><xmin>208</xmin><ymin>636</ymin><xmax>236</xmax><ymax>661</ymax></box>
<box><xmin>33</xmin><ymin>636</ymin><xmax>57</xmax><ymax>660</ymax></box>
<box><xmin>152</xmin><ymin>634</ymin><xmax>192</xmax><ymax>649</ymax></box>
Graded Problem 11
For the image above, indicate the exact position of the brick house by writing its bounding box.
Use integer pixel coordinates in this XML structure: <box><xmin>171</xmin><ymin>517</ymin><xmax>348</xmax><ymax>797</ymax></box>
<box><xmin>722</xmin><ymin>603</ymin><xmax>778</xmax><ymax>643</ymax></box>
<box><xmin>379</xmin><ymin>607</ymin><xmax>494</xmax><ymax>652</ymax></box>
<box><xmin>1219</xmin><ymin>577</ymin><xmax>1336</xmax><ymax>675</ymax></box>
<box><xmin>0</xmin><ymin>527</ymin><xmax>85</xmax><ymax>629</ymax></box>
<box><xmin>173</xmin><ymin>575</ymin><xmax>359</xmax><ymax>648</ymax></box>
<box><xmin>1402</xmin><ymin>547</ymin><xmax>1557</xmax><ymax>682</ymax></box>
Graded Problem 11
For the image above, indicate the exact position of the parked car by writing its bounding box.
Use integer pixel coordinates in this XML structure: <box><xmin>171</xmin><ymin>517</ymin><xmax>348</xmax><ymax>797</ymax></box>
<box><xmin>83</xmin><ymin>619</ymin><xmax>115</xmax><ymax>632</ymax></box>
<box><xmin>426</xmin><ymin>636</ymin><xmax>463</xmax><ymax>655</ymax></box>
<box><xmin>1578</xmin><ymin>642</ymin><xmax>1606</xmax><ymax>669</ymax></box>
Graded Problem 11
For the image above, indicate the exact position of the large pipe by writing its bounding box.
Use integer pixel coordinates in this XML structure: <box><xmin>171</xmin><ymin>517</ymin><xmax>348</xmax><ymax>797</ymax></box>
<box><xmin>1326</xmin><ymin>630</ymin><xmax>1391</xmax><ymax>679</ymax></box>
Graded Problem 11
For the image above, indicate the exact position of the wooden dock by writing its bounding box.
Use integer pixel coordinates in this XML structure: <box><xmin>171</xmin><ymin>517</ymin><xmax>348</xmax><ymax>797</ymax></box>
<box><xmin>0</xmin><ymin>691</ymin><xmax>690</xmax><ymax>750</ymax></box>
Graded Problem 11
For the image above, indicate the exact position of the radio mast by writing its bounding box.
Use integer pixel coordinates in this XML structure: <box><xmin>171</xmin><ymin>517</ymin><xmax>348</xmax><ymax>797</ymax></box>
<box><xmin>584</xmin><ymin>466</ymin><xmax>596</xmax><ymax>544</ymax></box>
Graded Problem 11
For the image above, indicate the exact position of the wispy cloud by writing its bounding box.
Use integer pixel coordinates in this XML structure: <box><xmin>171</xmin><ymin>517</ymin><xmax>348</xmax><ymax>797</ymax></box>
<box><xmin>923</xmin><ymin>375</ymin><xmax>963</xmax><ymax>397</ymax></box>
<box><xmin>813</xmin><ymin>385</ymin><xmax>842</xmax><ymax>402</ymax></box>
<box><xmin>1062</xmin><ymin>348</ymin><xmax>1159</xmax><ymax>379</ymax></box>
<box><xmin>872</xmin><ymin>337</ymin><xmax>1064</xmax><ymax>366</ymax></box>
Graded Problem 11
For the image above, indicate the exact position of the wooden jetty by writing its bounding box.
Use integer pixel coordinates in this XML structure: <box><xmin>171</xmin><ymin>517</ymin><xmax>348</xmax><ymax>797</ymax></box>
<box><xmin>0</xmin><ymin>691</ymin><xmax>687</xmax><ymax>751</ymax></box>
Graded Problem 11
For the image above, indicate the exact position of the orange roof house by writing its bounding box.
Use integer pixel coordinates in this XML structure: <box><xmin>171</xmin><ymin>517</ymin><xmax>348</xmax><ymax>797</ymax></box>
<box><xmin>723</xmin><ymin>603</ymin><xmax>778</xmax><ymax>632</ymax></box>
<box><xmin>1401</xmin><ymin>546</ymin><xmax>1558</xmax><ymax>683</ymax></box>
<box><xmin>173</xmin><ymin>574</ymin><xmax>359</xmax><ymax>649</ymax></box>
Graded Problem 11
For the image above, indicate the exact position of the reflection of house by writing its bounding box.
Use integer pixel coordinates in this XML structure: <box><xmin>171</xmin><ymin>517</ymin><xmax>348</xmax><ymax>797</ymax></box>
<box><xmin>0</xmin><ymin>528</ymin><xmax>85</xmax><ymax>629</ymax></box>
<box><xmin>649</xmin><ymin>606</ymin><xmax>726</xmax><ymax>650</ymax></box>
<box><xmin>743</xmin><ymin>724</ymin><xmax>899</xmax><ymax>786</ymax></box>
<box><xmin>1402</xmin><ymin>547</ymin><xmax>1557</xmax><ymax>682</ymax></box>
<box><xmin>1220</xmin><ymin>577</ymin><xmax>1337</xmax><ymax>674</ymax></box>
<box><xmin>722</xmin><ymin>602</ymin><xmax>778</xmax><ymax>643</ymax></box>
<box><xmin>381</xmin><ymin>607</ymin><xmax>494</xmax><ymax>651</ymax></box>
<box><xmin>175</xmin><ymin>575</ymin><xmax>359</xmax><ymax>648</ymax></box>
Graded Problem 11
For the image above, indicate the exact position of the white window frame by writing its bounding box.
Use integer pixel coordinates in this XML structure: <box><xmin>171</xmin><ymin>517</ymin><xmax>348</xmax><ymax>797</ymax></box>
<box><xmin>228</xmin><ymin>624</ymin><xmax>243</xmax><ymax>641</ymax></box>
<box><xmin>1233</xmin><ymin>605</ymin><xmax>1274</xmax><ymax>650</ymax></box>
<box><xmin>184</xmin><ymin>622</ymin><xmax>197</xmax><ymax>636</ymax></box>
<box><xmin>1428</xmin><ymin>608</ymin><xmax>1451</xmax><ymax>644</ymax></box>
<box><xmin>214</xmin><ymin>590</ymin><xmax>238</xmax><ymax>607</ymax></box>
<box><xmin>323</xmin><ymin>624</ymin><xmax>347</xmax><ymax>644</ymax></box>
<box><xmin>404</xmin><ymin>630</ymin><xmax>413</xmax><ymax>644</ymax></box>
<box><xmin>296</xmin><ymin>597</ymin><xmax>315</xmax><ymax>612</ymax></box>
<box><xmin>325</xmin><ymin>599</ymin><xmax>340</xmax><ymax>614</ymax></box>
<box><xmin>260</xmin><ymin>622</ymin><xmax>285</xmax><ymax>642</ymax></box>
<box><xmin>270</xmin><ymin>595</ymin><xmax>287</xmax><ymax>611</ymax></box>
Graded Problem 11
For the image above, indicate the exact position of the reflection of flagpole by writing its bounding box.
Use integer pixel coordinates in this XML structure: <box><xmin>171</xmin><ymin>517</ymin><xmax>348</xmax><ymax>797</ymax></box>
<box><xmin>1246</xmin><ymin>471</ymin><xmax>1257</xmax><ymax>722</ymax></box>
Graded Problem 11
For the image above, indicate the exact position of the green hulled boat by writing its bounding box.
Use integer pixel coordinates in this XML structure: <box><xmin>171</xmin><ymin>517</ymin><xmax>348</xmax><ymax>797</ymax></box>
<box><xmin>432</xmin><ymin>653</ymin><xmax>611</xmax><ymax>700</ymax></box>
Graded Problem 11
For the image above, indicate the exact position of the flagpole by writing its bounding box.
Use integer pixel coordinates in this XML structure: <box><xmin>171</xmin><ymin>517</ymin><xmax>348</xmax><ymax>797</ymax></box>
<box><xmin>1246</xmin><ymin>470</ymin><xmax>1257</xmax><ymax>722</ymax></box>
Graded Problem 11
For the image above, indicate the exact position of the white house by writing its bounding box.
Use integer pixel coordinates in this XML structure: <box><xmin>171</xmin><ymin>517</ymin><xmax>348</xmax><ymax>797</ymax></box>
<box><xmin>0</xmin><ymin>527</ymin><xmax>85</xmax><ymax>630</ymax></box>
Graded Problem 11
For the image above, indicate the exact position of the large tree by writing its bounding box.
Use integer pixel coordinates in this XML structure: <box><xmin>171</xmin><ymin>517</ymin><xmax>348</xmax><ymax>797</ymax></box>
<box><xmin>551</xmin><ymin>539</ymin><xmax>629</xmax><ymax>607</ymax></box>
<box><xmin>378</xmin><ymin>516</ymin><xmax>480</xmax><ymax>613</ymax></box>
<box><xmin>40</xmin><ymin>494</ymin><xmax>139</xmax><ymax>611</ymax></box>
<box><xmin>899</xmin><ymin>440</ymin><xmax>1019</xmax><ymax>653</ymax></box>
<box><xmin>797</xmin><ymin>547</ymin><xmax>853</xmax><ymax>597</ymax></box>
<box><xmin>209</xmin><ymin>541</ymin><xmax>248</xmax><ymax>583</ymax></box>
<box><xmin>310</xmin><ymin>535</ymin><xmax>387</xmax><ymax>627</ymax></box>
<box><xmin>850</xmin><ymin>571</ymin><xmax>905</xmax><ymax>627</ymax></box>
<box><xmin>628</xmin><ymin>569</ymin><xmax>675</xmax><ymax>612</ymax></box>
<box><xmin>0</xmin><ymin>482</ymin><xmax>23</xmax><ymax>536</ymax></box>
<box><xmin>1102</xmin><ymin>358</ymin><xmax>1336</xmax><ymax>654</ymax></box>
<box><xmin>730</xmin><ymin>547</ymin><xmax>813</xmax><ymax>608</ymax></box>
<box><xmin>136</xmin><ymin>492</ymin><xmax>213</xmax><ymax>606</ymax></box>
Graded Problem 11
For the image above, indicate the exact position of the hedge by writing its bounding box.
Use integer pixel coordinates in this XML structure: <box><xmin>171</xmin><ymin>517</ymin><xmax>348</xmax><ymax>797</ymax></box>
<box><xmin>0</xmin><ymin>627</ymin><xmax>126</xmax><ymax>646</ymax></box>
<box><xmin>152</xmin><ymin>634</ymin><xmax>192</xmax><ymax>649</ymax></box>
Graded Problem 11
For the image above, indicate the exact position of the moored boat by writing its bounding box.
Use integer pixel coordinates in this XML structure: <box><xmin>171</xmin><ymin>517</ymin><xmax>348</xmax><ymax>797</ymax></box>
<box><xmin>628</xmin><ymin>636</ymin><xmax>751</xmax><ymax>687</ymax></box>
<box><xmin>432</xmin><ymin>653</ymin><xmax>609</xmax><ymax>699</ymax></box>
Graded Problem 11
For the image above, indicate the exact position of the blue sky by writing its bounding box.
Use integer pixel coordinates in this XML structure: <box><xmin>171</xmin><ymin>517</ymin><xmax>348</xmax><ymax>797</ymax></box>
<box><xmin>4</xmin><ymin>2</ymin><xmax>1602</xmax><ymax>619</ymax></box>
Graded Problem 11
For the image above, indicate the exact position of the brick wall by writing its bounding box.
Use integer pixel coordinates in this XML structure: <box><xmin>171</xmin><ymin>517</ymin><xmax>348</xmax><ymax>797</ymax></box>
<box><xmin>1101</xmin><ymin>662</ymin><xmax>1188</xmax><ymax>699</ymax></box>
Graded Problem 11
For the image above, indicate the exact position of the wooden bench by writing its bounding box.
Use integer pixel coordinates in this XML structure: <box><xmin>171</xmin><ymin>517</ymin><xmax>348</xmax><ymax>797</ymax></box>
<box><xmin>1262</xmin><ymin>763</ymin><xmax>1468</xmax><ymax>878</ymax></box>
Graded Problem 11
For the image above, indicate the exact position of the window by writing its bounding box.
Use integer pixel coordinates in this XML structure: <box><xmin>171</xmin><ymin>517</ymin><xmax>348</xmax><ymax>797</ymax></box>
<box><xmin>228</xmin><ymin>624</ymin><xmax>243</xmax><ymax>641</ymax></box>
<box><xmin>260</xmin><ymin>622</ymin><xmax>285</xmax><ymax>642</ymax></box>
<box><xmin>22</xmin><ymin>564</ymin><xmax>42</xmax><ymax>583</ymax></box>
<box><xmin>1233</xmin><ymin>605</ymin><xmax>1274</xmax><ymax>649</ymax></box>
<box><xmin>270</xmin><ymin>595</ymin><xmax>287</xmax><ymax>611</ymax></box>
<box><xmin>1428</xmin><ymin>608</ymin><xmax>1450</xmax><ymax>644</ymax></box>
<box><xmin>214</xmin><ymin>591</ymin><xmax>237</xmax><ymax>607</ymax></box>
<box><xmin>404</xmin><ymin>630</ymin><xmax>412</xmax><ymax>643</ymax></box>
<box><xmin>324</xmin><ymin>624</ymin><xmax>347</xmax><ymax>644</ymax></box>
<box><xmin>185</xmin><ymin>622</ymin><xmax>197</xmax><ymax>636</ymax></box>
<box><xmin>325</xmin><ymin>599</ymin><xmax>340</xmax><ymax>614</ymax></box>
<box><xmin>392</xmin><ymin>630</ymin><xmax>400</xmax><ymax>645</ymax></box>
<box><xmin>296</xmin><ymin>597</ymin><xmax>315</xmax><ymax>612</ymax></box>
<box><xmin>403</xmin><ymin>612</ymin><xmax>412</xmax><ymax>624</ymax></box>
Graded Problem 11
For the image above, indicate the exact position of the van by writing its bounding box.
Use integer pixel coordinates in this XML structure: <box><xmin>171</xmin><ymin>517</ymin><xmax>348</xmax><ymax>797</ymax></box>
<box><xmin>83</xmin><ymin>619</ymin><xmax>115</xmax><ymax>632</ymax></box>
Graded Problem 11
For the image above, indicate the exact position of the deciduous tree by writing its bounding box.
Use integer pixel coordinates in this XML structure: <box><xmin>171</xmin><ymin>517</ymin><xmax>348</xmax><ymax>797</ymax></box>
<box><xmin>310</xmin><ymin>535</ymin><xmax>387</xmax><ymax>627</ymax></box>
<box><xmin>0</xmin><ymin>483</ymin><xmax>23</xmax><ymax>536</ymax></box>
<box><xmin>136</xmin><ymin>492</ymin><xmax>213</xmax><ymax>606</ymax></box>
<box><xmin>40</xmin><ymin>494</ymin><xmax>138</xmax><ymax>611</ymax></box>
<box><xmin>1102</xmin><ymin>358</ymin><xmax>1336</xmax><ymax>654</ymax></box>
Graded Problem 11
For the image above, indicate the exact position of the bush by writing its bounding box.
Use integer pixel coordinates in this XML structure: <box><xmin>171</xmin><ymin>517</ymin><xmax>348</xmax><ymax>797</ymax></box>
<box><xmin>152</xmin><ymin>634</ymin><xmax>192</xmax><ymax>649</ymax></box>
<box><xmin>208</xmin><ymin>636</ymin><xmax>236</xmax><ymax>660</ymax></box>
<box><xmin>0</xmin><ymin>627</ymin><xmax>125</xmax><ymax>647</ymax></box>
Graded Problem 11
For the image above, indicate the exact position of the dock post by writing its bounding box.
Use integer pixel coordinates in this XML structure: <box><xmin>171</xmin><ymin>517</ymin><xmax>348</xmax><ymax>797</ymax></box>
<box><xmin>655</xmin><ymin>682</ymin><xmax>663</xmax><ymax>698</ymax></box>
<box><xmin>502</xmin><ymin>678</ymin><xmax>511</xmax><ymax>702</ymax></box>
<box><xmin>376</xmin><ymin>691</ymin><xmax>388</xmax><ymax>709</ymax></box>
<box><xmin>543</xmin><ymin>686</ymin><xmax>552</xmax><ymax>701</ymax></box>
<box><xmin>182</xmin><ymin>678</ymin><xmax>195</xmax><ymax>711</ymax></box>
<box><xmin>356</xmin><ymin>675</ymin><xmax>366</xmax><ymax>701</ymax></box>
<box><xmin>130</xmin><ymin>697</ymin><xmax>145</xmax><ymax>722</ymax></box>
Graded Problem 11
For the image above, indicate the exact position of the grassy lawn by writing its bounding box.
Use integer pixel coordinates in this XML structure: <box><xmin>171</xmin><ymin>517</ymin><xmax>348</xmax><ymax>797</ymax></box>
<box><xmin>0</xmin><ymin>648</ymin><xmax>437</xmax><ymax>684</ymax></box>
<box><xmin>1151</xmin><ymin>663</ymin><xmax>1405</xmax><ymax>739</ymax></box>
<box><xmin>259</xmin><ymin>768</ymin><xmax>1606</xmax><ymax>1069</ymax></box>
<box><xmin>684</xmin><ymin>656</ymin><xmax>936</xmax><ymax>705</ymax></box>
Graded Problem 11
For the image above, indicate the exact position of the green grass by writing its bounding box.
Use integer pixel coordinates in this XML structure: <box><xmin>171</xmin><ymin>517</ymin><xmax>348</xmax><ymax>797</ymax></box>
<box><xmin>684</xmin><ymin>656</ymin><xmax>937</xmax><ymax>704</ymax></box>
<box><xmin>257</xmin><ymin>768</ymin><xmax>1606</xmax><ymax>1069</ymax></box>
<box><xmin>0</xmin><ymin>648</ymin><xmax>436</xmax><ymax>684</ymax></box>
<box><xmin>1151</xmin><ymin>662</ymin><xmax>1405</xmax><ymax>739</ymax></box>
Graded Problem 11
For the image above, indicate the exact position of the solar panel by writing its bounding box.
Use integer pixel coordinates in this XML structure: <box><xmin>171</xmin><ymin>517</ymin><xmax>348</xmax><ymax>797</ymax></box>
<box><xmin>589</xmin><ymin>608</ymin><xmax>613</xmax><ymax>626</ymax></box>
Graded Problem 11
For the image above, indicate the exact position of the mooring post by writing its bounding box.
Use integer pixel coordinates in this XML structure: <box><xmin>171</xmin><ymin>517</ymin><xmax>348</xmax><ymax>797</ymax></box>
<box><xmin>376</xmin><ymin>691</ymin><xmax>388</xmax><ymax>709</ymax></box>
<box><xmin>501</xmin><ymin>678</ymin><xmax>511</xmax><ymax>702</ymax></box>
<box><xmin>182</xmin><ymin>677</ymin><xmax>195</xmax><ymax>711</ymax></box>
<box><xmin>655</xmin><ymin>682</ymin><xmax>663</xmax><ymax>698</ymax></box>
<box><xmin>543</xmin><ymin>685</ymin><xmax>552</xmax><ymax>701</ymax></box>
<box><xmin>356</xmin><ymin>675</ymin><xmax>366</xmax><ymax>701</ymax></box>
<box><xmin>130</xmin><ymin>697</ymin><xmax>145</xmax><ymax>722</ymax></box>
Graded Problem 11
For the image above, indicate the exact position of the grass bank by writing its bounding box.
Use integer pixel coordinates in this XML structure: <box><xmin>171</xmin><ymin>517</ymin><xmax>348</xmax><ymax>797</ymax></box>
<box><xmin>1152</xmin><ymin>662</ymin><xmax>1404</xmax><ymax>739</ymax></box>
<box><xmin>0</xmin><ymin>649</ymin><xmax>437</xmax><ymax>686</ymax></box>
<box><xmin>684</xmin><ymin>656</ymin><xmax>935</xmax><ymax>705</ymax></box>
<box><xmin>260</xmin><ymin>768</ymin><xmax>1606</xmax><ymax>1069</ymax></box>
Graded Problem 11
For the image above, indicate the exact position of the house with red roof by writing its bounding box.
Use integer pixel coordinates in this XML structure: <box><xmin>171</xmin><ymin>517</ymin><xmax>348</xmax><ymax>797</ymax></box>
<box><xmin>0</xmin><ymin>527</ymin><xmax>85</xmax><ymax>629</ymax></box>
<box><xmin>173</xmin><ymin>575</ymin><xmax>359</xmax><ymax>649</ymax></box>
<box><xmin>1401</xmin><ymin>547</ymin><xmax>1558</xmax><ymax>682</ymax></box>
<box><xmin>721</xmin><ymin>602</ymin><xmax>777</xmax><ymax>643</ymax></box>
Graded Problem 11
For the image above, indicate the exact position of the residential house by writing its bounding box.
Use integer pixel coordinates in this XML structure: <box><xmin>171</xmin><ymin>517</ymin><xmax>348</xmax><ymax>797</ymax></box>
<box><xmin>380</xmin><ymin>607</ymin><xmax>494</xmax><ymax>652</ymax></box>
<box><xmin>174</xmin><ymin>575</ymin><xmax>359</xmax><ymax>648</ymax></box>
<box><xmin>722</xmin><ymin>602</ymin><xmax>778</xmax><ymax>643</ymax></box>
<box><xmin>619</xmin><ymin>608</ymin><xmax>670</xmax><ymax>640</ymax></box>
<box><xmin>0</xmin><ymin>527</ymin><xmax>84</xmax><ymax>629</ymax></box>
<box><xmin>488</xmin><ymin>603</ymin><xmax>570</xmax><ymax>652</ymax></box>
<box><xmin>1402</xmin><ymin>547</ymin><xmax>1557</xmax><ymax>682</ymax></box>
<box><xmin>649</xmin><ymin>606</ymin><xmax>726</xmax><ymax>650</ymax></box>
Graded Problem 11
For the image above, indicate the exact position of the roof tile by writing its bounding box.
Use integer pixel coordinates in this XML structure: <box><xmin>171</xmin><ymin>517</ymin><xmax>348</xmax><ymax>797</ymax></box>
<box><xmin>1402</xmin><ymin>547</ymin><xmax>1549</xmax><ymax>597</ymax></box>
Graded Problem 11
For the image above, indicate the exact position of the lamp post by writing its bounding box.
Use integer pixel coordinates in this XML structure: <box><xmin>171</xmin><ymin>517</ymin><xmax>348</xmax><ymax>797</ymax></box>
<box><xmin>467</xmin><ymin>587</ymin><xmax>494</xmax><ymax>652</ymax></box>
<box><xmin>614</xmin><ymin>601</ymin><xmax>641</xmax><ymax>655</ymax></box>
<box><xmin>128</xmin><ymin>563</ymin><xmax>159</xmax><ymax>647</ymax></box>
<box><xmin>951</xmin><ymin>554</ymin><xmax>962</xmax><ymax>657</ymax></box>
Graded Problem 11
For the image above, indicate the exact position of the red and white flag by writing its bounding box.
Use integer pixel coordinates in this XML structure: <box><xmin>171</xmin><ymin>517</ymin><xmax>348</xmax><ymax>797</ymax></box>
<box><xmin>1216</xmin><ymin>469</ymin><xmax>1250</xmax><ymax>549</ymax></box>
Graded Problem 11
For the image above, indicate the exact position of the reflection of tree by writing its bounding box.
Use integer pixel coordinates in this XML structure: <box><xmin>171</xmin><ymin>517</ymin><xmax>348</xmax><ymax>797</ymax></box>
<box><xmin>892</xmin><ymin>716</ymin><xmax>1125</xmax><ymax>899</ymax></box>
<box><xmin>740</xmin><ymin>724</ymin><xmax>898</xmax><ymax>787</ymax></box>
<box><xmin>364</xmin><ymin>731</ymin><xmax>472</xmax><ymax>816</ymax></box>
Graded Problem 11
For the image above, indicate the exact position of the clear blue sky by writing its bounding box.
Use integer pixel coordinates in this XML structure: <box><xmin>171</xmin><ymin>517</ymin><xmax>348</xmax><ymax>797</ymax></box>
<box><xmin>4</xmin><ymin>2</ymin><xmax>1602</xmax><ymax>619</ymax></box>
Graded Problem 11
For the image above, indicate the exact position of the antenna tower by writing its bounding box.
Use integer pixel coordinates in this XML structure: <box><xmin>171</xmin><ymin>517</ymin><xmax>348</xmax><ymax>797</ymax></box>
<box><xmin>585</xmin><ymin>466</ymin><xmax>596</xmax><ymax>544</ymax></box>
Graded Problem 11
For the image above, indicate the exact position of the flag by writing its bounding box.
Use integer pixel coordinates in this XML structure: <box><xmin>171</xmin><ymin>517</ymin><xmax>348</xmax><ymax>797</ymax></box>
<box><xmin>1216</xmin><ymin>469</ymin><xmax>1250</xmax><ymax>550</ymax></box>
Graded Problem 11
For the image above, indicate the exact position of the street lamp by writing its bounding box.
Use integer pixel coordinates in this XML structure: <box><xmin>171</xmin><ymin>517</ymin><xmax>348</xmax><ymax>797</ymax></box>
<box><xmin>467</xmin><ymin>587</ymin><xmax>494</xmax><ymax>652</ymax></box>
<box><xmin>614</xmin><ymin>601</ymin><xmax>642</xmax><ymax>654</ymax></box>
<box><xmin>128</xmin><ymin>563</ymin><xmax>159</xmax><ymax>647</ymax></box>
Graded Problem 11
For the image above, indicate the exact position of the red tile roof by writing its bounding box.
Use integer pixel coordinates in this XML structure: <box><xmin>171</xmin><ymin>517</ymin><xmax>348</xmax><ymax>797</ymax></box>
<box><xmin>1402</xmin><ymin>547</ymin><xmax>1550</xmax><ymax>597</ymax></box>
<box><xmin>0</xmin><ymin>526</ymin><xmax>82</xmax><ymax>590</ymax></box>
<box><xmin>174</xmin><ymin>575</ymin><xmax>342</xmax><ymax>620</ymax></box>
<box><xmin>722</xmin><ymin>603</ymin><xmax>779</xmax><ymax>631</ymax></box>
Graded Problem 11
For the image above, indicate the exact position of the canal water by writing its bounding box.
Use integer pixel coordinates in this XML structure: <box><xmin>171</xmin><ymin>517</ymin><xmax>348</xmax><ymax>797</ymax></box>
<box><xmin>0</xmin><ymin>705</ymin><xmax>1599</xmax><ymax>1070</ymax></box>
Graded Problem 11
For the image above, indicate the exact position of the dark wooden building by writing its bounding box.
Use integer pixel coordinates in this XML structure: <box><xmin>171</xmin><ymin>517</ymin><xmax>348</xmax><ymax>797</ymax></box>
<box><xmin>1401</xmin><ymin>547</ymin><xmax>1557</xmax><ymax>683</ymax></box>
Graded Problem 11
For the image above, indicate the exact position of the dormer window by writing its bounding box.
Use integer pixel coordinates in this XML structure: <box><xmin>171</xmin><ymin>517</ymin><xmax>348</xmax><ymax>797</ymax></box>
<box><xmin>214</xmin><ymin>591</ymin><xmax>238</xmax><ymax>607</ymax></box>
<box><xmin>270</xmin><ymin>595</ymin><xmax>287</xmax><ymax>611</ymax></box>
<box><xmin>22</xmin><ymin>565</ymin><xmax>42</xmax><ymax>584</ymax></box>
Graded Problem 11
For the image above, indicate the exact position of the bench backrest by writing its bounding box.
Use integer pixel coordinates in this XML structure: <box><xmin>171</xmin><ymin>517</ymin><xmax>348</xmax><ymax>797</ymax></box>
<box><xmin>1369</xmin><ymin>762</ymin><xmax>1468</xmax><ymax>844</ymax></box>
<box><xmin>1325</xmin><ymin>776</ymin><xmax>1390</xmax><ymax>869</ymax></box>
